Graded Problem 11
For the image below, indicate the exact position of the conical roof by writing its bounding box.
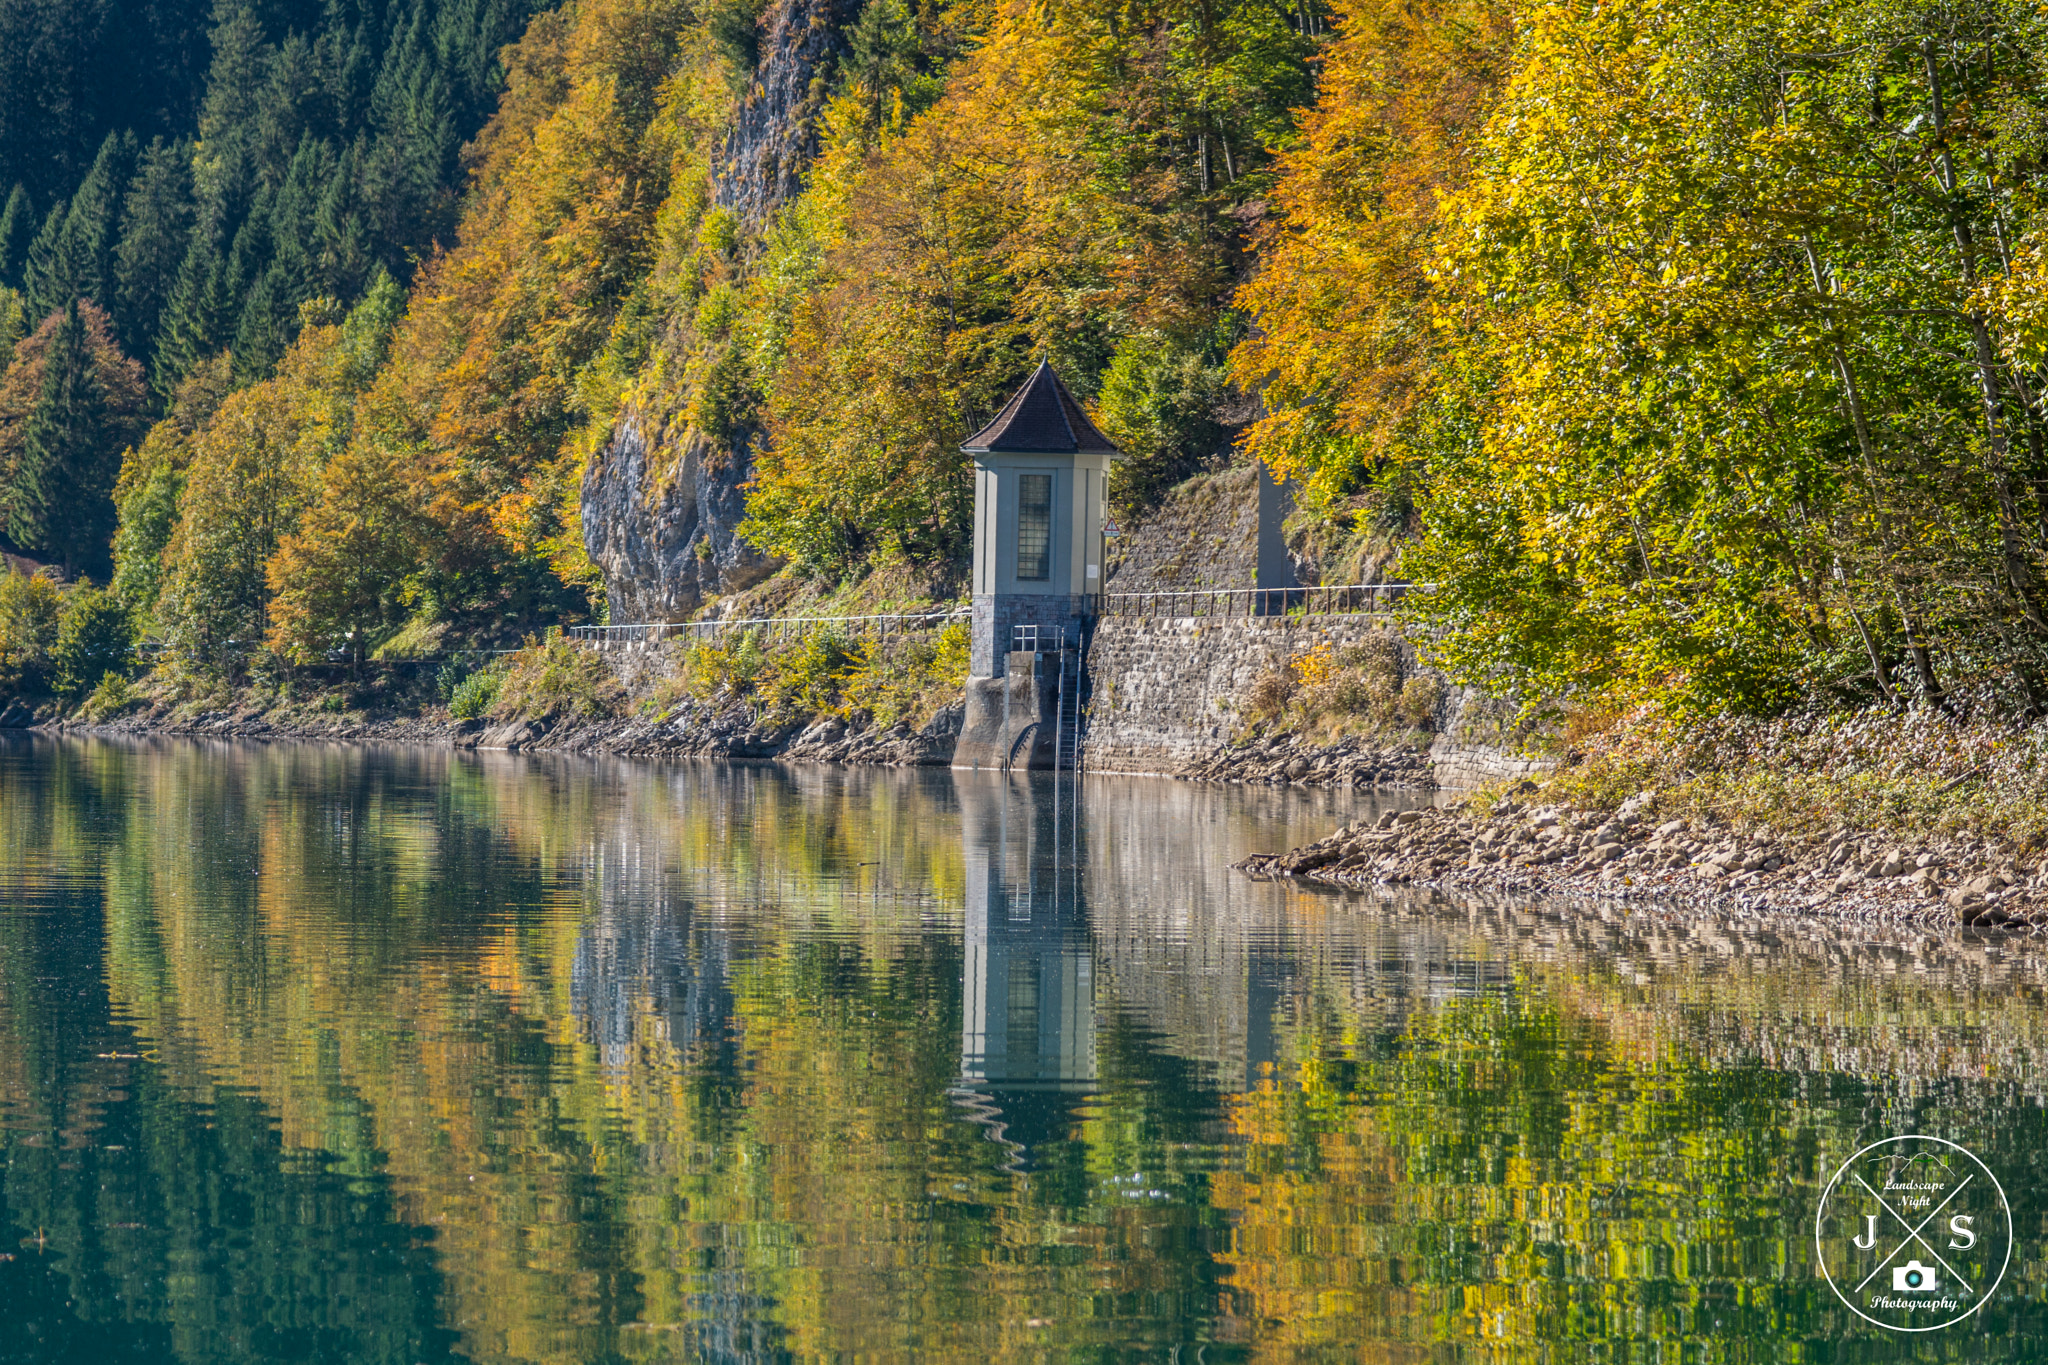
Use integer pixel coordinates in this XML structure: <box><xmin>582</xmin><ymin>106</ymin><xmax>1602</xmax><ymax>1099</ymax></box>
<box><xmin>962</xmin><ymin>361</ymin><xmax>1121</xmax><ymax>455</ymax></box>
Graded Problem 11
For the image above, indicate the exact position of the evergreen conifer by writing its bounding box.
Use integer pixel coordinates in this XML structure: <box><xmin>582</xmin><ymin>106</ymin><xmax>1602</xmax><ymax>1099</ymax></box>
<box><xmin>12</xmin><ymin>303</ymin><xmax>115</xmax><ymax>573</ymax></box>
<box><xmin>153</xmin><ymin>228</ymin><xmax>226</xmax><ymax>400</ymax></box>
<box><xmin>20</xmin><ymin>203</ymin><xmax>67</xmax><ymax>318</ymax></box>
<box><xmin>115</xmin><ymin>139</ymin><xmax>196</xmax><ymax>355</ymax></box>
<box><xmin>0</xmin><ymin>184</ymin><xmax>29</xmax><ymax>289</ymax></box>
<box><xmin>24</xmin><ymin>133</ymin><xmax>135</xmax><ymax>318</ymax></box>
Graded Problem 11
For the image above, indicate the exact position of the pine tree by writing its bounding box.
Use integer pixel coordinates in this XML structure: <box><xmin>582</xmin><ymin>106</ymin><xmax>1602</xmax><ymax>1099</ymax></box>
<box><xmin>193</xmin><ymin>4</ymin><xmax>273</xmax><ymax>210</ymax></box>
<box><xmin>152</xmin><ymin>227</ymin><xmax>226</xmax><ymax>400</ymax></box>
<box><xmin>226</xmin><ymin>197</ymin><xmax>288</xmax><ymax>381</ymax></box>
<box><xmin>11</xmin><ymin>303</ymin><xmax>115</xmax><ymax>574</ymax></box>
<box><xmin>28</xmin><ymin>133</ymin><xmax>137</xmax><ymax>318</ymax></box>
<box><xmin>0</xmin><ymin>288</ymin><xmax>24</xmax><ymax>359</ymax></box>
<box><xmin>0</xmin><ymin>0</ymin><xmax>105</xmax><ymax>203</ymax></box>
<box><xmin>233</xmin><ymin>268</ymin><xmax>293</xmax><ymax>383</ymax></box>
<box><xmin>20</xmin><ymin>203</ymin><xmax>67</xmax><ymax>318</ymax></box>
<box><xmin>0</xmin><ymin>184</ymin><xmax>30</xmax><ymax>289</ymax></box>
<box><xmin>114</xmin><ymin>138</ymin><xmax>197</xmax><ymax>356</ymax></box>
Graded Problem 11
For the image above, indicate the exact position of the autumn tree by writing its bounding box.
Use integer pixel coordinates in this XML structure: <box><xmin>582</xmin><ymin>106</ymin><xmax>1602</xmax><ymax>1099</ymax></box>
<box><xmin>155</xmin><ymin>321</ymin><xmax>353</xmax><ymax>667</ymax></box>
<box><xmin>1228</xmin><ymin>0</ymin><xmax>1513</xmax><ymax>506</ymax></box>
<box><xmin>51</xmin><ymin>579</ymin><xmax>134</xmax><ymax>695</ymax></box>
<box><xmin>109</xmin><ymin>353</ymin><xmax>234</xmax><ymax>628</ymax></box>
<box><xmin>265</xmin><ymin>442</ymin><xmax>423</xmax><ymax>663</ymax></box>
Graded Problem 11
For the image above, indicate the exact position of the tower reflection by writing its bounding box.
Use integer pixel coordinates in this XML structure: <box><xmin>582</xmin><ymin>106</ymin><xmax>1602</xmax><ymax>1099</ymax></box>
<box><xmin>954</xmin><ymin>770</ymin><xmax>1095</xmax><ymax>1161</ymax></box>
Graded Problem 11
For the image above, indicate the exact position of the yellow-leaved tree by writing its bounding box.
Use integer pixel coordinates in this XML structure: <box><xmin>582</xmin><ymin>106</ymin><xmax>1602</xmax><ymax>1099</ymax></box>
<box><xmin>1229</xmin><ymin>0</ymin><xmax>1513</xmax><ymax>508</ymax></box>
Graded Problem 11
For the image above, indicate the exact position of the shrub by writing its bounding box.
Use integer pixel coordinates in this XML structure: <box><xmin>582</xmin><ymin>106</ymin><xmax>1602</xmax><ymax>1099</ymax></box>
<box><xmin>1246</xmin><ymin>665</ymin><xmax>1297</xmax><ymax>720</ymax></box>
<box><xmin>0</xmin><ymin>571</ymin><xmax>63</xmax><ymax>693</ymax></box>
<box><xmin>837</xmin><ymin>620</ymin><xmax>972</xmax><ymax>729</ymax></box>
<box><xmin>1399</xmin><ymin>675</ymin><xmax>1443</xmax><ymax>729</ymax></box>
<box><xmin>1239</xmin><ymin>631</ymin><xmax>1447</xmax><ymax>740</ymax></box>
<box><xmin>79</xmin><ymin>672</ymin><xmax>139</xmax><ymax>721</ymax></box>
<box><xmin>53</xmin><ymin>582</ymin><xmax>135</xmax><ymax>697</ymax></box>
<box><xmin>1291</xmin><ymin>643</ymin><xmax>1337</xmax><ymax>689</ymax></box>
<box><xmin>449</xmin><ymin>667</ymin><xmax>504</xmax><ymax>720</ymax></box>
<box><xmin>760</xmin><ymin>628</ymin><xmax>853</xmax><ymax>716</ymax></box>
<box><xmin>493</xmin><ymin>630</ymin><xmax>623</xmax><ymax>720</ymax></box>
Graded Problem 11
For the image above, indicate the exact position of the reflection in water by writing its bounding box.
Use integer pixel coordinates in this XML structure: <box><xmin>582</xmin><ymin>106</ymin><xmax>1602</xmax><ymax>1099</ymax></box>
<box><xmin>0</xmin><ymin>733</ymin><xmax>2043</xmax><ymax>1362</ymax></box>
<box><xmin>958</xmin><ymin>775</ymin><xmax>1096</xmax><ymax>1147</ymax></box>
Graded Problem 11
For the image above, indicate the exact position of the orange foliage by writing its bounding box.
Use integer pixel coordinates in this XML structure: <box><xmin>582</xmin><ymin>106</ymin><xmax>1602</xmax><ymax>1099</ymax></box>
<box><xmin>1229</xmin><ymin>0</ymin><xmax>1514</xmax><ymax>498</ymax></box>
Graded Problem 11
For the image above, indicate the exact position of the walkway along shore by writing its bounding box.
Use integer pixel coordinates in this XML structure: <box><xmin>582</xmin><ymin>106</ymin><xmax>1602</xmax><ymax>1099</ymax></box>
<box><xmin>1236</xmin><ymin>791</ymin><xmax>2045</xmax><ymax>931</ymax></box>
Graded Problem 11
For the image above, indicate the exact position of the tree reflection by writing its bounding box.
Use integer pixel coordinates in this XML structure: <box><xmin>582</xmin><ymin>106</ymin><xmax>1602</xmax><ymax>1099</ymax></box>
<box><xmin>0</xmin><ymin>734</ymin><xmax>2040</xmax><ymax>1361</ymax></box>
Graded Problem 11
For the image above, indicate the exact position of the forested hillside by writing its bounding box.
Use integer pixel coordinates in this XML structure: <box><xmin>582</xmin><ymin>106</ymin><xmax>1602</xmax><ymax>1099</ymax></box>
<box><xmin>99</xmin><ymin>0</ymin><xmax>1323</xmax><ymax>679</ymax></box>
<box><xmin>0</xmin><ymin>0</ymin><xmax>537</xmax><ymax>580</ymax></box>
<box><xmin>9</xmin><ymin>0</ymin><xmax>2048</xmax><ymax>728</ymax></box>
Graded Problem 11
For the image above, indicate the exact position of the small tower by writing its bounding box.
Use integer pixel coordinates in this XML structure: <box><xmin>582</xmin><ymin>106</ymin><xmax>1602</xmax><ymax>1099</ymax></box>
<box><xmin>953</xmin><ymin>362</ymin><xmax>1122</xmax><ymax>770</ymax></box>
<box><xmin>961</xmin><ymin>361</ymin><xmax>1122</xmax><ymax>676</ymax></box>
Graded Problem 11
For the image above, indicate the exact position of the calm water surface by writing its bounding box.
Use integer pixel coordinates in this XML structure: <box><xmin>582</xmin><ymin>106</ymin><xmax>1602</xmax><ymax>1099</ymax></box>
<box><xmin>0</xmin><ymin>734</ymin><xmax>2043</xmax><ymax>1363</ymax></box>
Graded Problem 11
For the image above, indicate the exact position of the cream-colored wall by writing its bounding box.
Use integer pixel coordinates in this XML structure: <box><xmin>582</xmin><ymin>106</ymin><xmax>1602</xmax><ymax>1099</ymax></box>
<box><xmin>971</xmin><ymin>452</ymin><xmax>1116</xmax><ymax>597</ymax></box>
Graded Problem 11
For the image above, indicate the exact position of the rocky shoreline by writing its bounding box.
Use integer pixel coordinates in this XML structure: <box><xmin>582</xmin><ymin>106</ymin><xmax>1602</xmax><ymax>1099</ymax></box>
<box><xmin>45</xmin><ymin>696</ymin><xmax>969</xmax><ymax>767</ymax></box>
<box><xmin>1177</xmin><ymin>730</ymin><xmax>1435</xmax><ymax>789</ymax></box>
<box><xmin>1237</xmin><ymin>790</ymin><xmax>2045</xmax><ymax>930</ymax></box>
<box><xmin>32</xmin><ymin>695</ymin><xmax>1440</xmax><ymax>786</ymax></box>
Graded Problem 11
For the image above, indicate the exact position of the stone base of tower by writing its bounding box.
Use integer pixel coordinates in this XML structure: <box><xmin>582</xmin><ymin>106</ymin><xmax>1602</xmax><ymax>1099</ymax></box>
<box><xmin>954</xmin><ymin>652</ymin><xmax>1062</xmax><ymax>770</ymax></box>
<box><xmin>969</xmin><ymin>594</ymin><xmax>1091</xmax><ymax>677</ymax></box>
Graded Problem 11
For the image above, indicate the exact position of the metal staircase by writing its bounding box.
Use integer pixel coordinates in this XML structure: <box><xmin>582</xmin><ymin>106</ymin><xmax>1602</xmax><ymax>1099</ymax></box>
<box><xmin>1053</xmin><ymin>645</ymin><xmax>1083</xmax><ymax>773</ymax></box>
<box><xmin>1010</xmin><ymin>624</ymin><xmax>1088</xmax><ymax>773</ymax></box>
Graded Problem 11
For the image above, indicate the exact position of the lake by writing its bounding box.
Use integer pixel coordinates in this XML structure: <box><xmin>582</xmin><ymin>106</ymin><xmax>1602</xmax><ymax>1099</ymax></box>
<box><xmin>0</xmin><ymin>733</ymin><xmax>2040</xmax><ymax>1362</ymax></box>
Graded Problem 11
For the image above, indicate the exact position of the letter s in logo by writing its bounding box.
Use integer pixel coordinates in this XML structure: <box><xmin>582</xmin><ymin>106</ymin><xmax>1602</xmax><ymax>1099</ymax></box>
<box><xmin>1950</xmin><ymin>1215</ymin><xmax>1977</xmax><ymax>1250</ymax></box>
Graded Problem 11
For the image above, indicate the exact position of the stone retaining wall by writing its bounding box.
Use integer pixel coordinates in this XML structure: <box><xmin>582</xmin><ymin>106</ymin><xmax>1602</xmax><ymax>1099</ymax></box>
<box><xmin>1079</xmin><ymin>613</ymin><xmax>1552</xmax><ymax>788</ymax></box>
<box><xmin>1081</xmin><ymin>615</ymin><xmax>1396</xmax><ymax>774</ymax></box>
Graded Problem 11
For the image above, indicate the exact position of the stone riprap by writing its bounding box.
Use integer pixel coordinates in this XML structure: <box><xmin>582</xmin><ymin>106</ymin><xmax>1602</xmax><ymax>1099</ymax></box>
<box><xmin>471</xmin><ymin>699</ymin><xmax>963</xmax><ymax>766</ymax></box>
<box><xmin>1175</xmin><ymin>730</ymin><xmax>1433</xmax><ymax>789</ymax></box>
<box><xmin>1237</xmin><ymin>792</ymin><xmax>2046</xmax><ymax>929</ymax></box>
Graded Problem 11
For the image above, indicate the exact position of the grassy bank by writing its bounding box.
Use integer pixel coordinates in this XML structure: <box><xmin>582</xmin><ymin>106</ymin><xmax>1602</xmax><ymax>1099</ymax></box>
<box><xmin>26</xmin><ymin>559</ymin><xmax>974</xmax><ymax>747</ymax></box>
<box><xmin>1529</xmin><ymin>707</ymin><xmax>2048</xmax><ymax>855</ymax></box>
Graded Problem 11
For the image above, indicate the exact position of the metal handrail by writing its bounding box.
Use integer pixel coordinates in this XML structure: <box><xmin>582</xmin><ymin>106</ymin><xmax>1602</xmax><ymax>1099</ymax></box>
<box><xmin>573</xmin><ymin>584</ymin><xmax>1422</xmax><ymax>644</ymax></box>
<box><xmin>571</xmin><ymin>606</ymin><xmax>970</xmax><ymax>644</ymax></box>
<box><xmin>1098</xmin><ymin>583</ymin><xmax>1421</xmax><ymax>618</ymax></box>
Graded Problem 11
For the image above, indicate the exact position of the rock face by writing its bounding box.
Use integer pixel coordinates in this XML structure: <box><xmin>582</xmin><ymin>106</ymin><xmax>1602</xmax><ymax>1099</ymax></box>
<box><xmin>714</xmin><ymin>0</ymin><xmax>860</xmax><ymax>221</ymax></box>
<box><xmin>581</xmin><ymin>412</ymin><xmax>778</xmax><ymax>623</ymax></box>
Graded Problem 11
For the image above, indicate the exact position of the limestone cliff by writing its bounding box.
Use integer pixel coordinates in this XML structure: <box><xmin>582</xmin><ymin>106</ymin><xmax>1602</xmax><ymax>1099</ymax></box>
<box><xmin>714</xmin><ymin>0</ymin><xmax>860</xmax><ymax>221</ymax></box>
<box><xmin>580</xmin><ymin>413</ymin><xmax>777</xmax><ymax>622</ymax></box>
<box><xmin>586</xmin><ymin>0</ymin><xmax>858</xmax><ymax>620</ymax></box>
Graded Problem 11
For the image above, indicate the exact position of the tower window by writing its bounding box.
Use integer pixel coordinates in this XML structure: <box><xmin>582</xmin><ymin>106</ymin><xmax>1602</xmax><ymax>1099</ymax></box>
<box><xmin>1017</xmin><ymin>474</ymin><xmax>1052</xmax><ymax>581</ymax></box>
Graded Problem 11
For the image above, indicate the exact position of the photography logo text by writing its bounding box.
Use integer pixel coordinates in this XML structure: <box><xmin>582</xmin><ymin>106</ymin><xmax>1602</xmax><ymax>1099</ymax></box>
<box><xmin>1815</xmin><ymin>1135</ymin><xmax>2012</xmax><ymax>1332</ymax></box>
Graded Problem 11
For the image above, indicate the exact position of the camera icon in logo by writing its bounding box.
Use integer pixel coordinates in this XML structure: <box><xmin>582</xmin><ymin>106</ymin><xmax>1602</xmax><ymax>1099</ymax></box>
<box><xmin>1893</xmin><ymin>1261</ymin><xmax>1940</xmax><ymax>1293</ymax></box>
